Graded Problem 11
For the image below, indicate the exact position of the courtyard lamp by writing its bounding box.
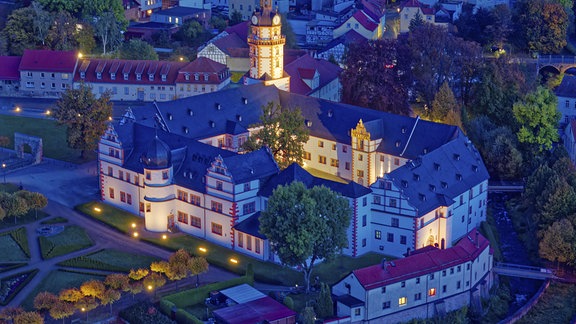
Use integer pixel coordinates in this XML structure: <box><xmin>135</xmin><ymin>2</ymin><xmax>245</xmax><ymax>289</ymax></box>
<box><xmin>2</xmin><ymin>163</ymin><xmax>5</xmax><ymax>184</ymax></box>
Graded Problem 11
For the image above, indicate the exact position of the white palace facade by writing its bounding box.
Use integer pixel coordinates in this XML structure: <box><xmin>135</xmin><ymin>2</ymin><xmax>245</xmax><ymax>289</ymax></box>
<box><xmin>98</xmin><ymin>82</ymin><xmax>489</xmax><ymax>261</ymax></box>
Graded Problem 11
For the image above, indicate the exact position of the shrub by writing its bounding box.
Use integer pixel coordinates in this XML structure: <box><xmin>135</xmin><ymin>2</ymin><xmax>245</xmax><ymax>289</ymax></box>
<box><xmin>159</xmin><ymin>299</ymin><xmax>175</xmax><ymax>316</ymax></box>
<box><xmin>283</xmin><ymin>296</ymin><xmax>294</xmax><ymax>310</ymax></box>
<box><xmin>119</xmin><ymin>303</ymin><xmax>175</xmax><ymax>324</ymax></box>
<box><xmin>175</xmin><ymin>309</ymin><xmax>203</xmax><ymax>324</ymax></box>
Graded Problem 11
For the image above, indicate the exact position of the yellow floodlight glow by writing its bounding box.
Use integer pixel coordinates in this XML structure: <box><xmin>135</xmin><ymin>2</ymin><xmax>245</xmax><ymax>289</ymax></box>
<box><xmin>229</xmin><ymin>258</ymin><xmax>238</xmax><ymax>264</ymax></box>
<box><xmin>133</xmin><ymin>232</ymin><xmax>139</xmax><ymax>238</ymax></box>
<box><xmin>162</xmin><ymin>234</ymin><xmax>167</xmax><ymax>240</ymax></box>
<box><xmin>147</xmin><ymin>285</ymin><xmax>153</xmax><ymax>290</ymax></box>
<box><xmin>94</xmin><ymin>207</ymin><xmax>101</xmax><ymax>212</ymax></box>
<box><xmin>78</xmin><ymin>53</ymin><xmax>83</xmax><ymax>58</ymax></box>
<box><xmin>199</xmin><ymin>247</ymin><xmax>207</xmax><ymax>252</ymax></box>
<box><xmin>15</xmin><ymin>107</ymin><xmax>20</xmax><ymax>112</ymax></box>
<box><xmin>132</xmin><ymin>223</ymin><xmax>136</xmax><ymax>228</ymax></box>
<box><xmin>46</xmin><ymin>110</ymin><xmax>51</xmax><ymax>115</ymax></box>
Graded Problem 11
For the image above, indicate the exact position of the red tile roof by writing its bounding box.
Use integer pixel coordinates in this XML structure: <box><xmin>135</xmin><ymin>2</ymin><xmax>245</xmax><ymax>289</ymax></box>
<box><xmin>284</xmin><ymin>54</ymin><xmax>342</xmax><ymax>96</ymax></box>
<box><xmin>213</xmin><ymin>296</ymin><xmax>296</xmax><ymax>324</ymax></box>
<box><xmin>19</xmin><ymin>50</ymin><xmax>78</xmax><ymax>73</ymax></box>
<box><xmin>350</xmin><ymin>11</ymin><xmax>378</xmax><ymax>32</ymax></box>
<box><xmin>74</xmin><ymin>58</ymin><xmax>188</xmax><ymax>85</ymax></box>
<box><xmin>353</xmin><ymin>229</ymin><xmax>490</xmax><ymax>290</ymax></box>
<box><xmin>212</xmin><ymin>33</ymin><xmax>249</xmax><ymax>56</ymax></box>
<box><xmin>0</xmin><ymin>56</ymin><xmax>22</xmax><ymax>80</ymax></box>
<box><xmin>225</xmin><ymin>21</ymin><xmax>250</xmax><ymax>41</ymax></box>
<box><xmin>175</xmin><ymin>57</ymin><xmax>229</xmax><ymax>84</ymax></box>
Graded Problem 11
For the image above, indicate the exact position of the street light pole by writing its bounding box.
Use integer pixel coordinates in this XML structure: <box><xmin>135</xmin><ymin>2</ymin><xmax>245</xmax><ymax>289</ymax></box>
<box><xmin>2</xmin><ymin>163</ymin><xmax>6</xmax><ymax>184</ymax></box>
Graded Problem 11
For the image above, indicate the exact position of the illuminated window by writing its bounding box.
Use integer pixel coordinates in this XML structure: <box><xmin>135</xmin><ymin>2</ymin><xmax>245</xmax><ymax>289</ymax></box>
<box><xmin>211</xmin><ymin>201</ymin><xmax>223</xmax><ymax>213</ymax></box>
<box><xmin>190</xmin><ymin>194</ymin><xmax>201</xmax><ymax>206</ymax></box>
<box><xmin>428</xmin><ymin>288</ymin><xmax>436</xmax><ymax>296</ymax></box>
<box><xmin>145</xmin><ymin>203</ymin><xmax>151</xmax><ymax>212</ymax></box>
<box><xmin>109</xmin><ymin>188</ymin><xmax>114</xmax><ymax>199</ymax></box>
<box><xmin>398</xmin><ymin>297</ymin><xmax>407</xmax><ymax>306</ymax></box>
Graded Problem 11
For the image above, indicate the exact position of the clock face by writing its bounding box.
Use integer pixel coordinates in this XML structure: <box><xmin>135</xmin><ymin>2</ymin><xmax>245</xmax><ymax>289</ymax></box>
<box><xmin>251</xmin><ymin>15</ymin><xmax>258</xmax><ymax>25</ymax></box>
<box><xmin>273</xmin><ymin>15</ymin><xmax>280</xmax><ymax>25</ymax></box>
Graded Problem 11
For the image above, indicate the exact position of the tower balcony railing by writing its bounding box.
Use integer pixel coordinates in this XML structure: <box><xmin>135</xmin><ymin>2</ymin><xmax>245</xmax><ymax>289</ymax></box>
<box><xmin>248</xmin><ymin>35</ymin><xmax>286</xmax><ymax>45</ymax></box>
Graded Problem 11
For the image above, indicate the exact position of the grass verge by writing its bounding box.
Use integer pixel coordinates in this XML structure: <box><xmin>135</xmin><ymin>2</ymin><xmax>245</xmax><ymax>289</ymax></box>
<box><xmin>39</xmin><ymin>225</ymin><xmax>94</xmax><ymax>259</ymax></box>
<box><xmin>75</xmin><ymin>201</ymin><xmax>143</xmax><ymax>234</ymax></box>
<box><xmin>0</xmin><ymin>227</ymin><xmax>29</xmax><ymax>261</ymax></box>
<box><xmin>0</xmin><ymin>115</ymin><xmax>95</xmax><ymax>163</ymax></box>
<box><xmin>58</xmin><ymin>249</ymin><xmax>160</xmax><ymax>272</ymax></box>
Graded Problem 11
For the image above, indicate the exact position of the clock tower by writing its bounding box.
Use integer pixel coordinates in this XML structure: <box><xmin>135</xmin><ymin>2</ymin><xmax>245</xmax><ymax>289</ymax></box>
<box><xmin>244</xmin><ymin>0</ymin><xmax>290</xmax><ymax>91</ymax></box>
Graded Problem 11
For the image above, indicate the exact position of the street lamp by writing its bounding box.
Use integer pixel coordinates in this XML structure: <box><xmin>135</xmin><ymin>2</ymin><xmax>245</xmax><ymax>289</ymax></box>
<box><xmin>2</xmin><ymin>163</ymin><xmax>5</xmax><ymax>184</ymax></box>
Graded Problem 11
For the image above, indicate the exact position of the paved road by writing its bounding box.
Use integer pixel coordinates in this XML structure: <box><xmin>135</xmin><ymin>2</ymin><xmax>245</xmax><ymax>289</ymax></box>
<box><xmin>1</xmin><ymin>157</ymin><xmax>238</xmax><ymax>311</ymax></box>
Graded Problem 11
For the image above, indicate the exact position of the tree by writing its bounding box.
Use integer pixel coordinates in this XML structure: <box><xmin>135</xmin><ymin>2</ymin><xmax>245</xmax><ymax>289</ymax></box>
<box><xmin>82</xmin><ymin>0</ymin><xmax>127</xmax><ymax>29</ymax></box>
<box><xmin>430</xmin><ymin>81</ymin><xmax>458</xmax><ymax>122</ymax></box>
<box><xmin>80</xmin><ymin>280</ymin><xmax>106</xmax><ymax>299</ymax></box>
<box><xmin>409</xmin><ymin>11</ymin><xmax>425</xmax><ymax>32</ymax></box>
<box><xmin>281</xmin><ymin>14</ymin><xmax>298</xmax><ymax>49</ymax></box>
<box><xmin>341</xmin><ymin>39</ymin><xmax>410</xmax><ymax>115</ymax></box>
<box><xmin>47</xmin><ymin>10</ymin><xmax>79</xmax><ymax>50</ymax></box>
<box><xmin>513</xmin><ymin>0</ymin><xmax>567</xmax><ymax>53</ymax></box>
<box><xmin>210</xmin><ymin>16</ymin><xmax>227</xmax><ymax>32</ymax></box>
<box><xmin>150</xmin><ymin>260</ymin><xmax>171</xmax><ymax>274</ymax></box>
<box><xmin>176</xmin><ymin>20</ymin><xmax>206</xmax><ymax>46</ymax></box>
<box><xmin>229</xmin><ymin>10</ymin><xmax>243</xmax><ymax>26</ymax></box>
<box><xmin>188</xmin><ymin>256</ymin><xmax>209</xmax><ymax>286</ymax></box>
<box><xmin>93</xmin><ymin>11</ymin><xmax>122</xmax><ymax>55</ymax></box>
<box><xmin>16</xmin><ymin>190</ymin><xmax>47</xmax><ymax>219</ymax></box>
<box><xmin>513</xmin><ymin>87</ymin><xmax>560</xmax><ymax>153</ymax></box>
<box><xmin>242</xmin><ymin>102</ymin><xmax>309</xmax><ymax>169</ymax></box>
<box><xmin>53</xmin><ymin>83</ymin><xmax>113</xmax><ymax>159</ymax></box>
<box><xmin>49</xmin><ymin>300</ymin><xmax>75</xmax><ymax>323</ymax></box>
<box><xmin>75</xmin><ymin>296</ymin><xmax>98</xmax><ymax>321</ymax></box>
<box><xmin>14</xmin><ymin>311</ymin><xmax>44</xmax><ymax>324</ymax></box>
<box><xmin>118</xmin><ymin>39</ymin><xmax>158</xmax><ymax>60</ymax></box>
<box><xmin>0</xmin><ymin>307</ymin><xmax>24</xmax><ymax>321</ymax></box>
<box><xmin>2</xmin><ymin>7</ymin><xmax>36</xmax><ymax>55</ymax></box>
<box><xmin>75</xmin><ymin>23</ymin><xmax>96</xmax><ymax>54</ymax></box>
<box><xmin>260</xmin><ymin>182</ymin><xmax>350</xmax><ymax>292</ymax></box>
<box><xmin>143</xmin><ymin>272</ymin><xmax>166</xmax><ymax>291</ymax></box>
<box><xmin>315</xmin><ymin>283</ymin><xmax>334</xmax><ymax>318</ymax></box>
<box><xmin>129</xmin><ymin>268</ymin><xmax>149</xmax><ymax>281</ymax></box>
<box><xmin>38</xmin><ymin>0</ymin><xmax>81</xmax><ymax>13</ymax></box>
<box><xmin>538</xmin><ymin>218</ymin><xmax>576</xmax><ymax>267</ymax></box>
<box><xmin>539</xmin><ymin>179</ymin><xmax>576</xmax><ymax>226</ymax></box>
<box><xmin>59</xmin><ymin>287</ymin><xmax>83</xmax><ymax>303</ymax></box>
<box><xmin>34</xmin><ymin>291</ymin><xmax>59</xmax><ymax>311</ymax></box>
<box><xmin>100</xmin><ymin>289</ymin><xmax>121</xmax><ymax>314</ymax></box>
<box><xmin>0</xmin><ymin>192</ymin><xmax>30</xmax><ymax>224</ymax></box>
<box><xmin>32</xmin><ymin>1</ymin><xmax>52</xmax><ymax>46</ymax></box>
<box><xmin>105</xmin><ymin>273</ymin><xmax>130</xmax><ymax>291</ymax></box>
<box><xmin>300</xmin><ymin>306</ymin><xmax>316</xmax><ymax>324</ymax></box>
<box><xmin>126</xmin><ymin>281</ymin><xmax>143</xmax><ymax>299</ymax></box>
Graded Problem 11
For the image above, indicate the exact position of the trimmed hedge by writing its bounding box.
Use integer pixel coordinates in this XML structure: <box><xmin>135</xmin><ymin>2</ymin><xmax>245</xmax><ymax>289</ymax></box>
<box><xmin>9</xmin><ymin>227</ymin><xmax>30</xmax><ymax>258</ymax></box>
<box><xmin>163</xmin><ymin>275</ymin><xmax>253</xmax><ymax>309</ymax></box>
<box><xmin>0</xmin><ymin>269</ymin><xmax>39</xmax><ymax>306</ymax></box>
<box><xmin>0</xmin><ymin>263</ymin><xmax>27</xmax><ymax>273</ymax></box>
<box><xmin>159</xmin><ymin>299</ymin><xmax>176</xmax><ymax>316</ymax></box>
<box><xmin>175</xmin><ymin>309</ymin><xmax>203</xmax><ymax>324</ymax></box>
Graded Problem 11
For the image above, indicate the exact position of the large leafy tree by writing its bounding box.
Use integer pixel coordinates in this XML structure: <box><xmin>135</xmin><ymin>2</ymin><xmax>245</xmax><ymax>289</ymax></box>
<box><xmin>513</xmin><ymin>0</ymin><xmax>567</xmax><ymax>53</ymax></box>
<box><xmin>260</xmin><ymin>182</ymin><xmax>350</xmax><ymax>292</ymax></box>
<box><xmin>118</xmin><ymin>39</ymin><xmax>158</xmax><ymax>60</ymax></box>
<box><xmin>82</xmin><ymin>0</ymin><xmax>127</xmax><ymax>29</ymax></box>
<box><xmin>513</xmin><ymin>86</ymin><xmax>560</xmax><ymax>153</ymax></box>
<box><xmin>53</xmin><ymin>83</ymin><xmax>113</xmax><ymax>159</ymax></box>
<box><xmin>38</xmin><ymin>0</ymin><xmax>81</xmax><ymax>13</ymax></box>
<box><xmin>47</xmin><ymin>10</ymin><xmax>79</xmax><ymax>50</ymax></box>
<box><xmin>32</xmin><ymin>1</ymin><xmax>52</xmax><ymax>46</ymax></box>
<box><xmin>341</xmin><ymin>39</ymin><xmax>410</xmax><ymax>115</ymax></box>
<box><xmin>2</xmin><ymin>7</ymin><xmax>36</xmax><ymax>55</ymax></box>
<box><xmin>538</xmin><ymin>218</ymin><xmax>576</xmax><ymax>267</ymax></box>
<box><xmin>93</xmin><ymin>11</ymin><xmax>122</xmax><ymax>55</ymax></box>
<box><xmin>242</xmin><ymin>102</ymin><xmax>309</xmax><ymax>170</ymax></box>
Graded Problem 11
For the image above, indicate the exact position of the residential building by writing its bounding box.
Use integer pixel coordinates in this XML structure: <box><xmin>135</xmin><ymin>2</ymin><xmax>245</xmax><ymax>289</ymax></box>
<box><xmin>399</xmin><ymin>0</ymin><xmax>435</xmax><ymax>34</ymax></box>
<box><xmin>179</xmin><ymin>0</ymin><xmax>211</xmax><ymax>9</ymax></box>
<box><xmin>229</xmin><ymin>0</ymin><xmax>258</xmax><ymax>20</ymax></box>
<box><xmin>284</xmin><ymin>53</ymin><xmax>342</xmax><ymax>101</ymax></box>
<box><xmin>73</xmin><ymin>57</ymin><xmax>230</xmax><ymax>101</ymax></box>
<box><xmin>332</xmin><ymin>229</ymin><xmax>493</xmax><ymax>323</ymax></box>
<box><xmin>150</xmin><ymin>6</ymin><xmax>211</xmax><ymax>26</ymax></box>
<box><xmin>0</xmin><ymin>56</ymin><xmax>22</xmax><ymax>96</ymax></box>
<box><xmin>198</xmin><ymin>32</ymin><xmax>250</xmax><ymax>72</ymax></box>
<box><xmin>306</xmin><ymin>19</ymin><xmax>337</xmax><ymax>47</ymax></box>
<box><xmin>98</xmin><ymin>82</ymin><xmax>488</xmax><ymax>261</ymax></box>
<box><xmin>555</xmin><ymin>75</ymin><xmax>576</xmax><ymax>126</ymax></box>
<box><xmin>332</xmin><ymin>0</ymin><xmax>385</xmax><ymax>40</ymax></box>
<box><xmin>399</xmin><ymin>0</ymin><xmax>462</xmax><ymax>33</ymax></box>
<box><xmin>243</xmin><ymin>0</ymin><xmax>291</xmax><ymax>91</ymax></box>
<box><xmin>137</xmin><ymin>0</ymin><xmax>163</xmax><ymax>19</ymax></box>
<box><xmin>314</xmin><ymin>30</ymin><xmax>367</xmax><ymax>65</ymax></box>
<box><xmin>19</xmin><ymin>50</ymin><xmax>79</xmax><ymax>97</ymax></box>
<box><xmin>125</xmin><ymin>21</ymin><xmax>179</xmax><ymax>40</ymax></box>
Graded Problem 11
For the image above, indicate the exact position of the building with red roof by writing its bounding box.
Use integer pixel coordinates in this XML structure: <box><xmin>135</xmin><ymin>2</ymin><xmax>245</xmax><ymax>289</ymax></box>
<box><xmin>284</xmin><ymin>54</ymin><xmax>342</xmax><ymax>101</ymax></box>
<box><xmin>73</xmin><ymin>57</ymin><xmax>229</xmax><ymax>101</ymax></box>
<box><xmin>332</xmin><ymin>229</ymin><xmax>493</xmax><ymax>323</ymax></box>
<box><xmin>399</xmin><ymin>0</ymin><xmax>462</xmax><ymax>34</ymax></box>
<box><xmin>0</xmin><ymin>56</ymin><xmax>22</xmax><ymax>96</ymax></box>
<box><xmin>333</xmin><ymin>0</ymin><xmax>386</xmax><ymax>40</ymax></box>
<box><xmin>19</xmin><ymin>50</ymin><xmax>79</xmax><ymax>97</ymax></box>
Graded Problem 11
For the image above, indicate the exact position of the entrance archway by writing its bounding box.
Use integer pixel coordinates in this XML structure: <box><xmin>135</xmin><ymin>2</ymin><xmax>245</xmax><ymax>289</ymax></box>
<box><xmin>14</xmin><ymin>133</ymin><xmax>42</xmax><ymax>164</ymax></box>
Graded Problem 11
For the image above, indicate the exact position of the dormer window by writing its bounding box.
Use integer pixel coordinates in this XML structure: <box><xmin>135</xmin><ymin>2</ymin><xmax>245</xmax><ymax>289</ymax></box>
<box><xmin>111</xmin><ymin>73</ymin><xmax>116</xmax><ymax>80</ymax></box>
<box><xmin>161</xmin><ymin>74</ymin><xmax>166</xmax><ymax>82</ymax></box>
<box><xmin>185</xmin><ymin>73</ymin><xmax>190</xmax><ymax>81</ymax></box>
<box><xmin>434</xmin><ymin>163</ymin><xmax>440</xmax><ymax>171</ymax></box>
<box><xmin>204</xmin><ymin>74</ymin><xmax>209</xmax><ymax>81</ymax></box>
<box><xmin>441</xmin><ymin>181</ymin><xmax>448</xmax><ymax>188</ymax></box>
<box><xmin>96</xmin><ymin>72</ymin><xmax>102</xmax><ymax>80</ymax></box>
<box><xmin>194</xmin><ymin>74</ymin><xmax>199</xmax><ymax>81</ymax></box>
<box><xmin>401</xmin><ymin>180</ymin><xmax>408</xmax><ymax>188</ymax></box>
<box><xmin>80</xmin><ymin>72</ymin><xmax>85</xmax><ymax>79</ymax></box>
<box><xmin>149</xmin><ymin>74</ymin><xmax>154</xmax><ymax>81</ymax></box>
<box><xmin>456</xmin><ymin>174</ymin><xmax>463</xmax><ymax>181</ymax></box>
<box><xmin>136</xmin><ymin>73</ymin><xmax>141</xmax><ymax>81</ymax></box>
<box><xmin>124</xmin><ymin>73</ymin><xmax>128</xmax><ymax>80</ymax></box>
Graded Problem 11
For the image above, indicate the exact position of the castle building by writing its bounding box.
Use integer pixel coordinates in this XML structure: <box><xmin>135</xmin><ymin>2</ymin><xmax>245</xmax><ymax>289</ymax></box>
<box><xmin>243</xmin><ymin>0</ymin><xmax>291</xmax><ymax>92</ymax></box>
<box><xmin>98</xmin><ymin>83</ymin><xmax>489</xmax><ymax>261</ymax></box>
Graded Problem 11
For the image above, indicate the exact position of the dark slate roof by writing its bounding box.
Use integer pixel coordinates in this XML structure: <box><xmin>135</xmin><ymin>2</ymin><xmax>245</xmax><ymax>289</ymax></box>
<box><xmin>555</xmin><ymin>75</ymin><xmax>576</xmax><ymax>98</ymax></box>
<box><xmin>260</xmin><ymin>163</ymin><xmax>372</xmax><ymax>198</ymax></box>
<box><xmin>337</xmin><ymin>294</ymin><xmax>365</xmax><ymax>307</ymax></box>
<box><xmin>222</xmin><ymin>148</ymin><xmax>279</xmax><ymax>183</ymax></box>
<box><xmin>384</xmin><ymin>134</ymin><xmax>489</xmax><ymax>215</ymax></box>
<box><xmin>225</xmin><ymin>21</ymin><xmax>250</xmax><ymax>40</ymax></box>
<box><xmin>119</xmin><ymin>123</ymin><xmax>236</xmax><ymax>192</ymax></box>
<box><xmin>142</xmin><ymin>136</ymin><xmax>172</xmax><ymax>169</ymax></box>
<box><xmin>128</xmin><ymin>83</ymin><xmax>460</xmax><ymax>162</ymax></box>
<box><xmin>234</xmin><ymin>212</ymin><xmax>267</xmax><ymax>239</ymax></box>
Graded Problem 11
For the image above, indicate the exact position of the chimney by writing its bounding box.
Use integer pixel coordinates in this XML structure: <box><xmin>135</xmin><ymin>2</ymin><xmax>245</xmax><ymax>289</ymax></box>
<box><xmin>475</xmin><ymin>231</ymin><xmax>479</xmax><ymax>248</ymax></box>
<box><xmin>381</xmin><ymin>258</ymin><xmax>388</xmax><ymax>272</ymax></box>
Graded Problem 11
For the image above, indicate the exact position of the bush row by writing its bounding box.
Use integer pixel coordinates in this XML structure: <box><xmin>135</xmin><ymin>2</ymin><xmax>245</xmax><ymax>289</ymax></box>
<box><xmin>58</xmin><ymin>254</ymin><xmax>128</xmax><ymax>272</ymax></box>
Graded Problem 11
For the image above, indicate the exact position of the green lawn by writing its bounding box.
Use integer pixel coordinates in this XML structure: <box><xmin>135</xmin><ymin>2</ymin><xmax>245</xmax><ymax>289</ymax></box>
<box><xmin>58</xmin><ymin>249</ymin><xmax>160</xmax><ymax>272</ymax></box>
<box><xmin>0</xmin><ymin>234</ymin><xmax>28</xmax><ymax>262</ymax></box>
<box><xmin>40</xmin><ymin>216</ymin><xmax>68</xmax><ymax>225</ymax></box>
<box><xmin>75</xmin><ymin>201</ymin><xmax>143</xmax><ymax>234</ymax></box>
<box><xmin>39</xmin><ymin>225</ymin><xmax>94</xmax><ymax>259</ymax></box>
<box><xmin>0</xmin><ymin>115</ymin><xmax>95</xmax><ymax>163</ymax></box>
<box><xmin>21</xmin><ymin>269</ymin><xmax>107</xmax><ymax>310</ymax></box>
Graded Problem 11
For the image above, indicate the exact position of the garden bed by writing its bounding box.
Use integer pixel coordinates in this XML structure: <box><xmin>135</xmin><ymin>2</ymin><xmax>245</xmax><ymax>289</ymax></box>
<box><xmin>0</xmin><ymin>269</ymin><xmax>39</xmax><ymax>306</ymax></box>
<box><xmin>58</xmin><ymin>249</ymin><xmax>160</xmax><ymax>272</ymax></box>
<box><xmin>39</xmin><ymin>225</ymin><xmax>94</xmax><ymax>259</ymax></box>
<box><xmin>0</xmin><ymin>227</ymin><xmax>29</xmax><ymax>260</ymax></box>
